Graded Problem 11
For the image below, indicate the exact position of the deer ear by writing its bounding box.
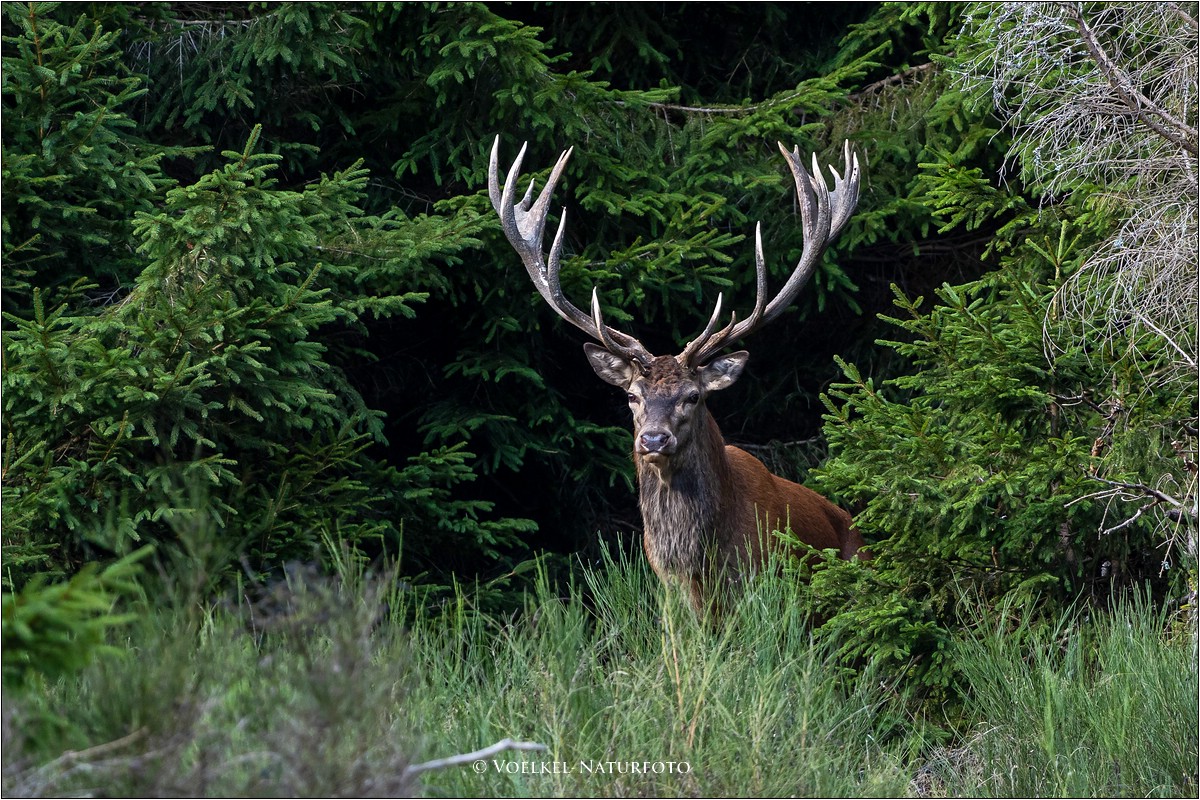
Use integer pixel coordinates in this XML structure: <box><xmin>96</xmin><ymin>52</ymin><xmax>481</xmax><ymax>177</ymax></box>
<box><xmin>584</xmin><ymin>343</ymin><xmax>637</xmax><ymax>387</ymax></box>
<box><xmin>698</xmin><ymin>350</ymin><xmax>748</xmax><ymax>393</ymax></box>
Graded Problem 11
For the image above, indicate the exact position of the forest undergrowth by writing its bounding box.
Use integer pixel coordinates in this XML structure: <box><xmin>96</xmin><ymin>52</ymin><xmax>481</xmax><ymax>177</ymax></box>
<box><xmin>4</xmin><ymin>543</ymin><xmax>1195</xmax><ymax>798</ymax></box>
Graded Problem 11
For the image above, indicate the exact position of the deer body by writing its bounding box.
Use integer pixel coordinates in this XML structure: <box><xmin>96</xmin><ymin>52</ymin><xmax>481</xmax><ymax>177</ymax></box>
<box><xmin>488</xmin><ymin>136</ymin><xmax>869</xmax><ymax>618</ymax></box>
<box><xmin>590</xmin><ymin>350</ymin><xmax>866</xmax><ymax>615</ymax></box>
<box><xmin>642</xmin><ymin>442</ymin><xmax>863</xmax><ymax>613</ymax></box>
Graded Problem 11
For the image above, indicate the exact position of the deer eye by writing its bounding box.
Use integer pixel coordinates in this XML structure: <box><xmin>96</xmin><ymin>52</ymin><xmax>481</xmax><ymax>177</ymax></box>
<box><xmin>626</xmin><ymin>393</ymin><xmax>640</xmax><ymax>405</ymax></box>
<box><xmin>683</xmin><ymin>391</ymin><xmax>700</xmax><ymax>406</ymax></box>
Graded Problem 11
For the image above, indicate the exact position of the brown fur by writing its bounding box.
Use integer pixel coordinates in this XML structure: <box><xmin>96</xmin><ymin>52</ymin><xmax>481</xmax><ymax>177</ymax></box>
<box><xmin>638</xmin><ymin>411</ymin><xmax>867</xmax><ymax>616</ymax></box>
<box><xmin>588</xmin><ymin>351</ymin><xmax>867</xmax><ymax>618</ymax></box>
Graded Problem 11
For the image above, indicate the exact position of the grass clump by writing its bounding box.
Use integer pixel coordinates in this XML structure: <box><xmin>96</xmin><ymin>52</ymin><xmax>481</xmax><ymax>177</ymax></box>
<box><xmin>925</xmin><ymin>592</ymin><xmax>1198</xmax><ymax>798</ymax></box>
<box><xmin>402</xmin><ymin>546</ymin><xmax>913</xmax><ymax>797</ymax></box>
<box><xmin>2</xmin><ymin>544</ymin><xmax>1196</xmax><ymax>797</ymax></box>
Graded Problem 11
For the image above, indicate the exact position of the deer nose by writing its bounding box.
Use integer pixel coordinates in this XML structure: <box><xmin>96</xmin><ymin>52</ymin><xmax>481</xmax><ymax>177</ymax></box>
<box><xmin>638</xmin><ymin>431</ymin><xmax>674</xmax><ymax>454</ymax></box>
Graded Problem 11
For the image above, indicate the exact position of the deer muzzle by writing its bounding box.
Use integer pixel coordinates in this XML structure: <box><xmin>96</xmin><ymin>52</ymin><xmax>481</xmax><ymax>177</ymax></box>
<box><xmin>637</xmin><ymin>431</ymin><xmax>676</xmax><ymax>461</ymax></box>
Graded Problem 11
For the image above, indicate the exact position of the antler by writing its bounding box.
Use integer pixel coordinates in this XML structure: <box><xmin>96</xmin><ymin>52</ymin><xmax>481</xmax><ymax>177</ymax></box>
<box><xmin>679</xmin><ymin>140</ymin><xmax>861</xmax><ymax>367</ymax></box>
<box><xmin>488</xmin><ymin>136</ymin><xmax>653</xmax><ymax>365</ymax></box>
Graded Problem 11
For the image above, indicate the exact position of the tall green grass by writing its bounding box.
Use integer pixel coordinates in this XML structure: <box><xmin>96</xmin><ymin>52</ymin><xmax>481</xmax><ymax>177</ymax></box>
<box><xmin>399</xmin><ymin>546</ymin><xmax>913</xmax><ymax>797</ymax></box>
<box><xmin>933</xmin><ymin>593</ymin><xmax>1198</xmax><ymax>798</ymax></box>
<box><xmin>3</xmin><ymin>546</ymin><xmax>1196</xmax><ymax>797</ymax></box>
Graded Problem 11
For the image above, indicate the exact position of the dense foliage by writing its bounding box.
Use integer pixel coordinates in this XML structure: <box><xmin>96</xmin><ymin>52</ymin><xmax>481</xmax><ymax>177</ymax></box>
<box><xmin>803</xmin><ymin>2</ymin><xmax>1197</xmax><ymax>691</ymax></box>
<box><xmin>2</xmin><ymin>0</ymin><xmax>1195</xmax><ymax>720</ymax></box>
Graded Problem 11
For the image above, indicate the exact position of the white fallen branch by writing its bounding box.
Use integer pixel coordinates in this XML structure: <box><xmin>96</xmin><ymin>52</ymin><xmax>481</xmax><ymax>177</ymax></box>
<box><xmin>403</xmin><ymin>738</ymin><xmax>549</xmax><ymax>777</ymax></box>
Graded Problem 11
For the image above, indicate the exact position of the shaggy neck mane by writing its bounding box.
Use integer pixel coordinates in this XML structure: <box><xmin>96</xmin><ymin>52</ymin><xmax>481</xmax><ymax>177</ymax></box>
<box><xmin>636</xmin><ymin>411</ymin><xmax>730</xmax><ymax>577</ymax></box>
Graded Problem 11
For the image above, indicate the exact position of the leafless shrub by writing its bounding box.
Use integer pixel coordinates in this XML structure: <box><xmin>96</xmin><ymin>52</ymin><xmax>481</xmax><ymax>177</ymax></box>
<box><xmin>956</xmin><ymin>2</ymin><xmax>1198</xmax><ymax>389</ymax></box>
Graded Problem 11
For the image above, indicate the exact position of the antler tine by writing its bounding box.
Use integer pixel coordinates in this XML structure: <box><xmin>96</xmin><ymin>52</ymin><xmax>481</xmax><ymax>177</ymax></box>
<box><xmin>682</xmin><ymin>224</ymin><xmax>767</xmax><ymax>366</ymax></box>
<box><xmin>489</xmin><ymin>138</ymin><xmax>572</xmax><ymax>310</ymax></box>
<box><xmin>684</xmin><ymin>141</ymin><xmax>860</xmax><ymax>367</ymax></box>
<box><xmin>488</xmin><ymin>136</ymin><xmax>654</xmax><ymax>364</ymax></box>
<box><xmin>758</xmin><ymin>147</ymin><xmax>832</xmax><ymax>318</ymax></box>
<box><xmin>677</xmin><ymin>292</ymin><xmax>728</xmax><ymax>365</ymax></box>
<box><xmin>826</xmin><ymin>140</ymin><xmax>861</xmax><ymax>240</ymax></box>
<box><xmin>590</xmin><ymin>289</ymin><xmax>652</xmax><ymax>363</ymax></box>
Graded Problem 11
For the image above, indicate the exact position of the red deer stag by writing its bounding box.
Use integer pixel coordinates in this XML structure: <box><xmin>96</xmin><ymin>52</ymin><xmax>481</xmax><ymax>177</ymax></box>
<box><xmin>488</xmin><ymin>136</ymin><xmax>868</xmax><ymax>617</ymax></box>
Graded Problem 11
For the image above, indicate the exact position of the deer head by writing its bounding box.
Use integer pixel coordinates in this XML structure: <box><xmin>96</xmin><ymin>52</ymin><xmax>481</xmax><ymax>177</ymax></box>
<box><xmin>487</xmin><ymin>136</ymin><xmax>861</xmax><ymax>474</ymax></box>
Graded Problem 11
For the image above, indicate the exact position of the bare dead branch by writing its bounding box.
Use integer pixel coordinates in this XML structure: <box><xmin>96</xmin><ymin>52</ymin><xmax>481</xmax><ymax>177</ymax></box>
<box><xmin>36</xmin><ymin>727</ymin><xmax>148</xmax><ymax>772</ymax></box>
<box><xmin>736</xmin><ymin>436</ymin><xmax>824</xmax><ymax>454</ymax></box>
<box><xmin>853</xmin><ymin>62</ymin><xmax>938</xmax><ymax>98</ymax></box>
<box><xmin>1087</xmin><ymin>474</ymin><xmax>1189</xmax><ymax>512</ymax></box>
<box><xmin>1100</xmin><ymin>499</ymin><xmax>1156</xmax><ymax>536</ymax></box>
<box><xmin>956</xmin><ymin>3</ymin><xmax>1198</xmax><ymax>393</ymax></box>
<box><xmin>632</xmin><ymin>62</ymin><xmax>938</xmax><ymax>119</ymax></box>
<box><xmin>1171</xmin><ymin>2</ymin><xmax>1200</xmax><ymax>31</ymax></box>
<box><xmin>403</xmin><ymin>738</ymin><xmax>549</xmax><ymax>777</ymax></box>
<box><xmin>1058</xmin><ymin>2</ymin><xmax>1199</xmax><ymax>155</ymax></box>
